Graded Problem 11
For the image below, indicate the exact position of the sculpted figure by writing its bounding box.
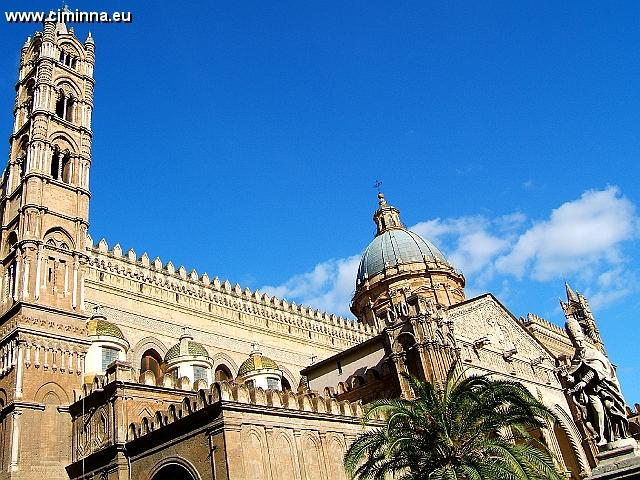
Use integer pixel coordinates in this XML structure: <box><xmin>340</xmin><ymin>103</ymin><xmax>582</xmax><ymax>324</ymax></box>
<box><xmin>562</xmin><ymin>317</ymin><xmax>628</xmax><ymax>446</ymax></box>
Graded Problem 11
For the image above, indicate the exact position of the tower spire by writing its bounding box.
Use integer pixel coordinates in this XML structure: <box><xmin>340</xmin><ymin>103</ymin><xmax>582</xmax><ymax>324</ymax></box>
<box><xmin>565</xmin><ymin>282</ymin><xmax>579</xmax><ymax>303</ymax></box>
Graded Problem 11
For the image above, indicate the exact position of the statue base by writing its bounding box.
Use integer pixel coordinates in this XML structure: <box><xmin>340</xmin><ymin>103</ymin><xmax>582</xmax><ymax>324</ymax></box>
<box><xmin>588</xmin><ymin>438</ymin><xmax>640</xmax><ymax>479</ymax></box>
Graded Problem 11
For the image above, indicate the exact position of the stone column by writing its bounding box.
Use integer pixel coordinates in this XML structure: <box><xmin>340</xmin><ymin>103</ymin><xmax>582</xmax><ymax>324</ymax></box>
<box><xmin>14</xmin><ymin>340</ymin><xmax>25</xmax><ymax>399</ymax></box>
<box><xmin>9</xmin><ymin>409</ymin><xmax>22</xmax><ymax>471</ymax></box>
<box><xmin>390</xmin><ymin>352</ymin><xmax>412</xmax><ymax>399</ymax></box>
<box><xmin>293</xmin><ymin>429</ymin><xmax>307</xmax><ymax>480</ymax></box>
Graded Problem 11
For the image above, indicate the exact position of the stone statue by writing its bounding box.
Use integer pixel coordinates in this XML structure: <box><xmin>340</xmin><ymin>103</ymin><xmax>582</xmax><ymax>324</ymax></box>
<box><xmin>561</xmin><ymin>316</ymin><xmax>629</xmax><ymax>446</ymax></box>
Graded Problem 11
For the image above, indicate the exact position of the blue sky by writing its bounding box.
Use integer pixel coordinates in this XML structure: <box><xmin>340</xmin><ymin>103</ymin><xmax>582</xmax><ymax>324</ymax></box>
<box><xmin>2</xmin><ymin>1</ymin><xmax>640</xmax><ymax>399</ymax></box>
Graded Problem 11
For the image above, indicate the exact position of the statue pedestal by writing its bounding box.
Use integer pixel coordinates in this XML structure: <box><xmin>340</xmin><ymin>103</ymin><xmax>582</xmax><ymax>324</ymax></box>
<box><xmin>588</xmin><ymin>438</ymin><xmax>640</xmax><ymax>479</ymax></box>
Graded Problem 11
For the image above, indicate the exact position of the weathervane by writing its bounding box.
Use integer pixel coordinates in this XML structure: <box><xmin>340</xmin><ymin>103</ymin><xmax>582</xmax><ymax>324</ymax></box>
<box><xmin>373</xmin><ymin>180</ymin><xmax>383</xmax><ymax>193</ymax></box>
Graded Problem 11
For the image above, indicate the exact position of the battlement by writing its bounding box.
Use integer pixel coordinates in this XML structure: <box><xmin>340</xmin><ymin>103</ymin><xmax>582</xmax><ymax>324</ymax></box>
<box><xmin>72</xmin><ymin>362</ymin><xmax>373</xmax><ymax>445</ymax></box>
<box><xmin>520</xmin><ymin>312</ymin><xmax>567</xmax><ymax>336</ymax></box>
<box><xmin>127</xmin><ymin>380</ymin><xmax>369</xmax><ymax>441</ymax></box>
<box><xmin>85</xmin><ymin>236</ymin><xmax>374</xmax><ymax>349</ymax></box>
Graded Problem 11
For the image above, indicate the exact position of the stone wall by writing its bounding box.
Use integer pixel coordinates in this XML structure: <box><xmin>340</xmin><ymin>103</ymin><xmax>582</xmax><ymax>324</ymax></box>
<box><xmin>67</xmin><ymin>362</ymin><xmax>375</xmax><ymax>480</ymax></box>
<box><xmin>84</xmin><ymin>239</ymin><xmax>375</xmax><ymax>385</ymax></box>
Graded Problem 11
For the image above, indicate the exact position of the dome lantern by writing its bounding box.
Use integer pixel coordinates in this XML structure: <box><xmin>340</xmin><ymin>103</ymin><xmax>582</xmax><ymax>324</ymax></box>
<box><xmin>351</xmin><ymin>193</ymin><xmax>466</xmax><ymax>327</ymax></box>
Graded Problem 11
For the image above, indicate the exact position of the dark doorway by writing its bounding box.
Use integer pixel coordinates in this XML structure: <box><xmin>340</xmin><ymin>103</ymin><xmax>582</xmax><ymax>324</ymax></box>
<box><xmin>152</xmin><ymin>463</ymin><xmax>195</xmax><ymax>480</ymax></box>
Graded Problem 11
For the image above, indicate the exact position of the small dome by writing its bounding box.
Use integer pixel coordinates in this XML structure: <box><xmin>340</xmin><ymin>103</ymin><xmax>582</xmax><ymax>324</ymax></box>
<box><xmin>165</xmin><ymin>341</ymin><xmax>209</xmax><ymax>362</ymax></box>
<box><xmin>357</xmin><ymin>229</ymin><xmax>447</xmax><ymax>284</ymax></box>
<box><xmin>87</xmin><ymin>318</ymin><xmax>125</xmax><ymax>340</ymax></box>
<box><xmin>238</xmin><ymin>352</ymin><xmax>279</xmax><ymax>377</ymax></box>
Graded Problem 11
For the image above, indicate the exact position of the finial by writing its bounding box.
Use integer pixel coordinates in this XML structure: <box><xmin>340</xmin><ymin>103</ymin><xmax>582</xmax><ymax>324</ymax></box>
<box><xmin>180</xmin><ymin>326</ymin><xmax>192</xmax><ymax>340</ymax></box>
<box><xmin>85</xmin><ymin>31</ymin><xmax>94</xmax><ymax>44</ymax></box>
<box><xmin>373</xmin><ymin>180</ymin><xmax>386</xmax><ymax>205</ymax></box>
<box><xmin>90</xmin><ymin>303</ymin><xmax>106</xmax><ymax>320</ymax></box>
<box><xmin>250</xmin><ymin>342</ymin><xmax>261</xmax><ymax>355</ymax></box>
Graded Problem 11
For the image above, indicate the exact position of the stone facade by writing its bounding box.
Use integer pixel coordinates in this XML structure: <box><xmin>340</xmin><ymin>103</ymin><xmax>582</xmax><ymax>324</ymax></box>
<box><xmin>0</xmin><ymin>19</ymin><xmax>637</xmax><ymax>480</ymax></box>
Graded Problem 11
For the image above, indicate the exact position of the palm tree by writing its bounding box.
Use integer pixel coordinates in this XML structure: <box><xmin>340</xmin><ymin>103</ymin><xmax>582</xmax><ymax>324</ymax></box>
<box><xmin>344</xmin><ymin>362</ymin><xmax>564</xmax><ymax>480</ymax></box>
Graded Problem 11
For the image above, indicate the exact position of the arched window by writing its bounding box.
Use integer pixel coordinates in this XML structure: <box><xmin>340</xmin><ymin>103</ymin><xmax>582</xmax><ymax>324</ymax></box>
<box><xmin>397</xmin><ymin>334</ymin><xmax>425</xmax><ymax>383</ymax></box>
<box><xmin>59</xmin><ymin>50</ymin><xmax>78</xmax><ymax>70</ymax></box>
<box><xmin>6</xmin><ymin>231</ymin><xmax>18</xmax><ymax>254</ymax></box>
<box><xmin>281</xmin><ymin>377</ymin><xmax>292</xmax><ymax>391</ymax></box>
<box><xmin>55</xmin><ymin>90</ymin><xmax>74</xmax><ymax>123</ymax></box>
<box><xmin>50</xmin><ymin>149</ymin><xmax>72</xmax><ymax>183</ymax></box>
<box><xmin>140</xmin><ymin>349</ymin><xmax>163</xmax><ymax>384</ymax></box>
<box><xmin>214</xmin><ymin>364</ymin><xmax>232</xmax><ymax>382</ymax></box>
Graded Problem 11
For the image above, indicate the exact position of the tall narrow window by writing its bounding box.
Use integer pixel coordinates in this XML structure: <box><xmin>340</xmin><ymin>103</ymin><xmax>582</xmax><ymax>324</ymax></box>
<box><xmin>61</xmin><ymin>153</ymin><xmax>72</xmax><ymax>184</ymax></box>
<box><xmin>51</xmin><ymin>151</ymin><xmax>60</xmax><ymax>180</ymax></box>
<box><xmin>65</xmin><ymin>97</ymin><xmax>74</xmax><ymax>122</ymax></box>
<box><xmin>55</xmin><ymin>93</ymin><xmax>65</xmax><ymax>118</ymax></box>
<box><xmin>101</xmin><ymin>346</ymin><xmax>119</xmax><ymax>371</ymax></box>
<box><xmin>25</xmin><ymin>82</ymin><xmax>34</xmax><ymax>113</ymax></box>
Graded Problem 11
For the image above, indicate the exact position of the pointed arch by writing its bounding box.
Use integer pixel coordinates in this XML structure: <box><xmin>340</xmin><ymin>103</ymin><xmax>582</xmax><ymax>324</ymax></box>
<box><xmin>552</xmin><ymin>404</ymin><xmax>591</xmax><ymax>477</ymax></box>
<box><xmin>43</xmin><ymin>227</ymin><xmax>75</xmax><ymax>250</ymax></box>
<box><xmin>54</xmin><ymin>77</ymin><xmax>81</xmax><ymax>98</ymax></box>
<box><xmin>129</xmin><ymin>337</ymin><xmax>169</xmax><ymax>366</ymax></box>
<box><xmin>211</xmin><ymin>352</ymin><xmax>238</xmax><ymax>375</ymax></box>
<box><xmin>278</xmin><ymin>364</ymin><xmax>297</xmax><ymax>392</ymax></box>
<box><xmin>34</xmin><ymin>381</ymin><xmax>69</xmax><ymax>404</ymax></box>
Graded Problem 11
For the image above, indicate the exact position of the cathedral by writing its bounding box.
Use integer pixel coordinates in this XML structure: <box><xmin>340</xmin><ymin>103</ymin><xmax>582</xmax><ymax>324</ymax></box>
<box><xmin>0</xmin><ymin>18</ymin><xmax>637</xmax><ymax>480</ymax></box>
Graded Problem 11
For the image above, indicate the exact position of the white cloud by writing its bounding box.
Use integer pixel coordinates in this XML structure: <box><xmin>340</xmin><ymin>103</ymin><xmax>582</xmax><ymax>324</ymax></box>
<box><xmin>582</xmin><ymin>267</ymin><xmax>638</xmax><ymax>310</ymax></box>
<box><xmin>261</xmin><ymin>255</ymin><xmax>361</xmax><ymax>317</ymax></box>
<box><xmin>494</xmin><ymin>187</ymin><xmax>636</xmax><ymax>280</ymax></box>
<box><xmin>412</xmin><ymin>216</ymin><xmax>511</xmax><ymax>276</ymax></box>
<box><xmin>260</xmin><ymin>186</ymin><xmax>638</xmax><ymax>316</ymax></box>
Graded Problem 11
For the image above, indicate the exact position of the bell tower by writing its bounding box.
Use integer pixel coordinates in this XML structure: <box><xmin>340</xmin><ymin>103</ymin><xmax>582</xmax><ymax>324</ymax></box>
<box><xmin>1</xmin><ymin>19</ymin><xmax>94</xmax><ymax>313</ymax></box>
<box><xmin>0</xmin><ymin>19</ymin><xmax>95</xmax><ymax>478</ymax></box>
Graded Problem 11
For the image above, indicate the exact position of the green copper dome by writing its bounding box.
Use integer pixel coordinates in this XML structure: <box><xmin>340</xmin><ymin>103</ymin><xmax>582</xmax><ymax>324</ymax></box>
<box><xmin>356</xmin><ymin>229</ymin><xmax>447</xmax><ymax>285</ymax></box>
<box><xmin>165</xmin><ymin>341</ymin><xmax>210</xmax><ymax>362</ymax></box>
<box><xmin>87</xmin><ymin>318</ymin><xmax>125</xmax><ymax>340</ymax></box>
<box><xmin>238</xmin><ymin>353</ymin><xmax>279</xmax><ymax>377</ymax></box>
<box><xmin>356</xmin><ymin>192</ymin><xmax>448</xmax><ymax>286</ymax></box>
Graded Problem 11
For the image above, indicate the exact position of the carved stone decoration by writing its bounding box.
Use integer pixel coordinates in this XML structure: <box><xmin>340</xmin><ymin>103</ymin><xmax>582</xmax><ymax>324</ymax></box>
<box><xmin>560</xmin><ymin>314</ymin><xmax>629</xmax><ymax>447</ymax></box>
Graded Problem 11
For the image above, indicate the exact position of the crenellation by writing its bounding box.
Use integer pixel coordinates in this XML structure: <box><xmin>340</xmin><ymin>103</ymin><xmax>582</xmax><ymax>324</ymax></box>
<box><xmin>86</xmin><ymin>244</ymin><xmax>371</xmax><ymax>340</ymax></box>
